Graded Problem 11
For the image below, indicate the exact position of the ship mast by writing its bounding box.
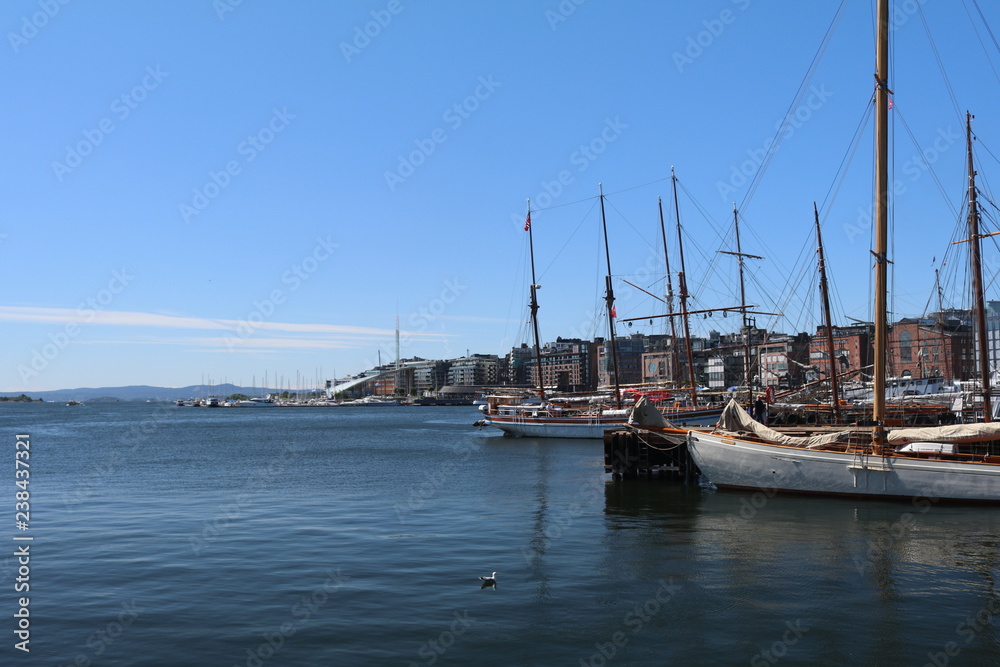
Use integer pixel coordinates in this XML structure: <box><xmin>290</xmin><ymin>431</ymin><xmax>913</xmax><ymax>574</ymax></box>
<box><xmin>734</xmin><ymin>207</ymin><xmax>753</xmax><ymax>399</ymax></box>
<box><xmin>872</xmin><ymin>0</ymin><xmax>889</xmax><ymax>452</ymax></box>
<box><xmin>717</xmin><ymin>208</ymin><xmax>764</xmax><ymax>400</ymax></box>
<box><xmin>935</xmin><ymin>269</ymin><xmax>952</xmax><ymax>383</ymax></box>
<box><xmin>526</xmin><ymin>201</ymin><xmax>546</xmax><ymax>401</ymax></box>
<box><xmin>599</xmin><ymin>184</ymin><xmax>623</xmax><ymax>409</ymax></box>
<box><xmin>671</xmin><ymin>168</ymin><xmax>699</xmax><ymax>407</ymax></box>
<box><xmin>658</xmin><ymin>196</ymin><xmax>680</xmax><ymax>385</ymax></box>
<box><xmin>966</xmin><ymin>111</ymin><xmax>993</xmax><ymax>422</ymax></box>
<box><xmin>815</xmin><ymin>202</ymin><xmax>842</xmax><ymax>424</ymax></box>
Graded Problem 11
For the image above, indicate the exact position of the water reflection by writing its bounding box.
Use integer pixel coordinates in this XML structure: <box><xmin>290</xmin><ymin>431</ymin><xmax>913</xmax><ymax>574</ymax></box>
<box><xmin>599</xmin><ymin>478</ymin><xmax>1000</xmax><ymax>664</ymax></box>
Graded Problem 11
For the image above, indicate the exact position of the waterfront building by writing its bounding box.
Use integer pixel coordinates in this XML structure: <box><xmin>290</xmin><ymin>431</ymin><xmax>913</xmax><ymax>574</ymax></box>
<box><xmin>526</xmin><ymin>338</ymin><xmax>598</xmax><ymax>393</ymax></box>
<box><xmin>808</xmin><ymin>324</ymin><xmax>873</xmax><ymax>383</ymax></box>
<box><xmin>447</xmin><ymin>354</ymin><xmax>499</xmax><ymax>386</ymax></box>
<box><xmin>597</xmin><ymin>333</ymin><xmax>645</xmax><ymax>387</ymax></box>
<box><xmin>890</xmin><ymin>314</ymin><xmax>971</xmax><ymax>383</ymax></box>
<box><xmin>759</xmin><ymin>333</ymin><xmax>811</xmax><ymax>389</ymax></box>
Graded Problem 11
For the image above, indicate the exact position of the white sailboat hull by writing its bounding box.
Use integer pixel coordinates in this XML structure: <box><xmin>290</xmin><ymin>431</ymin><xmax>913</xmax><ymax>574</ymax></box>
<box><xmin>484</xmin><ymin>408</ymin><xmax>722</xmax><ymax>439</ymax></box>
<box><xmin>484</xmin><ymin>415</ymin><xmax>622</xmax><ymax>439</ymax></box>
<box><xmin>686</xmin><ymin>431</ymin><xmax>1000</xmax><ymax>503</ymax></box>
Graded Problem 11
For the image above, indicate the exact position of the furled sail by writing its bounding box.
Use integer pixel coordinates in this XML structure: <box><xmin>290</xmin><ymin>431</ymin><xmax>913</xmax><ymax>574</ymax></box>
<box><xmin>715</xmin><ymin>399</ymin><xmax>850</xmax><ymax>449</ymax></box>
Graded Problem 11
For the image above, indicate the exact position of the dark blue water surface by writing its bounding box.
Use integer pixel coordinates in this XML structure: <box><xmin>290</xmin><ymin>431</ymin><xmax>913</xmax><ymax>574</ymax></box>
<box><xmin>2</xmin><ymin>402</ymin><xmax>1000</xmax><ymax>665</ymax></box>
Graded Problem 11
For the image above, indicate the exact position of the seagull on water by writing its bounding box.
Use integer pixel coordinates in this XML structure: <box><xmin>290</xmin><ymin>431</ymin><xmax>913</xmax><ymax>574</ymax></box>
<box><xmin>479</xmin><ymin>572</ymin><xmax>497</xmax><ymax>584</ymax></box>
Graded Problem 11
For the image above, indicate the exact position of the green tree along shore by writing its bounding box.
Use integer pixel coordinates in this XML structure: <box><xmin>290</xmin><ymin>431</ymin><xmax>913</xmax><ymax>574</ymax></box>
<box><xmin>0</xmin><ymin>394</ymin><xmax>40</xmax><ymax>402</ymax></box>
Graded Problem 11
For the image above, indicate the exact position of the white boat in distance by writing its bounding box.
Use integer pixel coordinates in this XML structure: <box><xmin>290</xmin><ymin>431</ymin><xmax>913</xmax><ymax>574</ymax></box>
<box><xmin>238</xmin><ymin>396</ymin><xmax>277</xmax><ymax>407</ymax></box>
<box><xmin>480</xmin><ymin>393</ymin><xmax>722</xmax><ymax>438</ymax></box>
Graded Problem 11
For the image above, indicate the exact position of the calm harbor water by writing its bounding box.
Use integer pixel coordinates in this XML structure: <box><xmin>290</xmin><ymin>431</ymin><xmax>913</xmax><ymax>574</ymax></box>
<box><xmin>2</xmin><ymin>401</ymin><xmax>1000</xmax><ymax>665</ymax></box>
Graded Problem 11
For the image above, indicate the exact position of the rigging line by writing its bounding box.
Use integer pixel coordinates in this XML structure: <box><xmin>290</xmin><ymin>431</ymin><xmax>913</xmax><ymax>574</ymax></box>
<box><xmin>675</xmin><ymin>179</ymin><xmax>729</xmax><ymax>247</ymax></box>
<box><xmin>972</xmin><ymin>0</ymin><xmax>1000</xmax><ymax>55</ymax></box>
<box><xmin>537</xmin><ymin>199</ymin><xmax>598</xmax><ymax>281</ymax></box>
<box><xmin>605</xmin><ymin>176</ymin><xmax>671</xmax><ymax>198</ymax></box>
<box><xmin>976</xmin><ymin>137</ymin><xmax>1000</xmax><ymax>171</ymax></box>
<box><xmin>918</xmin><ymin>2</ymin><xmax>964</xmax><ymax>125</ymax></box>
<box><xmin>820</xmin><ymin>101</ymin><xmax>873</xmax><ymax>212</ymax></box>
<box><xmin>967</xmin><ymin>0</ymin><xmax>1000</xmax><ymax>85</ymax></box>
<box><xmin>529</xmin><ymin>176</ymin><xmax>672</xmax><ymax>213</ymax></box>
<box><xmin>738</xmin><ymin>0</ymin><xmax>850</xmax><ymax>215</ymax></box>
<box><xmin>893</xmin><ymin>106</ymin><xmax>961</xmax><ymax>221</ymax></box>
<box><xmin>604</xmin><ymin>197</ymin><xmax>658</xmax><ymax>256</ymax></box>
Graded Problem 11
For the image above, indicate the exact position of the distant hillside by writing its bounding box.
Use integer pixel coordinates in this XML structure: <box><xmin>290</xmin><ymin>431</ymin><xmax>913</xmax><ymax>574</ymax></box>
<box><xmin>0</xmin><ymin>384</ymin><xmax>289</xmax><ymax>403</ymax></box>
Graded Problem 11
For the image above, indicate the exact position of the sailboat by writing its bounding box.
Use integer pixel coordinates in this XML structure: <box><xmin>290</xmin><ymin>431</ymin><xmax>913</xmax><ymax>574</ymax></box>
<box><xmin>481</xmin><ymin>191</ymin><xmax>723</xmax><ymax>438</ymax></box>
<box><xmin>628</xmin><ymin>0</ymin><xmax>1000</xmax><ymax>502</ymax></box>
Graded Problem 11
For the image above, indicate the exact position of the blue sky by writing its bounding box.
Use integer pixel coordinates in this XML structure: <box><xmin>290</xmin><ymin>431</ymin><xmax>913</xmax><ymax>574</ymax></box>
<box><xmin>3</xmin><ymin>0</ymin><xmax>1000</xmax><ymax>391</ymax></box>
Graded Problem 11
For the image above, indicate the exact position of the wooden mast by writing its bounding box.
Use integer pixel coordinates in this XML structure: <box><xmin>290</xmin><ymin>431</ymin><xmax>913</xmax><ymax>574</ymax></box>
<box><xmin>658</xmin><ymin>196</ymin><xmax>680</xmax><ymax>386</ymax></box>
<box><xmin>526</xmin><ymin>201</ymin><xmax>546</xmax><ymax>401</ymax></box>
<box><xmin>815</xmin><ymin>202</ymin><xmax>842</xmax><ymax>424</ymax></box>
<box><xmin>934</xmin><ymin>269</ymin><xmax>952</xmax><ymax>383</ymax></box>
<box><xmin>733</xmin><ymin>206</ymin><xmax>753</xmax><ymax>400</ymax></box>
<box><xmin>966</xmin><ymin>111</ymin><xmax>993</xmax><ymax>422</ymax></box>
<box><xmin>717</xmin><ymin>208</ymin><xmax>764</xmax><ymax>401</ymax></box>
<box><xmin>599</xmin><ymin>184</ymin><xmax>623</xmax><ymax>409</ymax></box>
<box><xmin>671</xmin><ymin>168</ymin><xmax>699</xmax><ymax>407</ymax></box>
<box><xmin>872</xmin><ymin>0</ymin><xmax>889</xmax><ymax>452</ymax></box>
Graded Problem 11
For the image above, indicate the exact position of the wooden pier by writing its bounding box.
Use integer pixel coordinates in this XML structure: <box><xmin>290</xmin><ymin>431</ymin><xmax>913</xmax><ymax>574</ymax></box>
<box><xmin>603</xmin><ymin>427</ymin><xmax>701</xmax><ymax>482</ymax></box>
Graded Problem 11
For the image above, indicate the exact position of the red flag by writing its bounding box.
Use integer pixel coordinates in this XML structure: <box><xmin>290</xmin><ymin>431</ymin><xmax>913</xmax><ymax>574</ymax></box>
<box><xmin>888</xmin><ymin>96</ymin><xmax>894</xmax><ymax>110</ymax></box>
<box><xmin>524</xmin><ymin>213</ymin><xmax>531</xmax><ymax>231</ymax></box>
<box><xmin>610</xmin><ymin>305</ymin><xmax>617</xmax><ymax>318</ymax></box>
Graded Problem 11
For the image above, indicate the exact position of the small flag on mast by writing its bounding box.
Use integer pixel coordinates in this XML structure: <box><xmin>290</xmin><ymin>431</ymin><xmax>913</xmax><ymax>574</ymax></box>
<box><xmin>610</xmin><ymin>305</ymin><xmax>617</xmax><ymax>318</ymax></box>
<box><xmin>524</xmin><ymin>212</ymin><xmax>531</xmax><ymax>231</ymax></box>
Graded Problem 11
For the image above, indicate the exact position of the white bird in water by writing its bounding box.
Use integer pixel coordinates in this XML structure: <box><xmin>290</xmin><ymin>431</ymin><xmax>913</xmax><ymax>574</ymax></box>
<box><xmin>479</xmin><ymin>572</ymin><xmax>497</xmax><ymax>585</ymax></box>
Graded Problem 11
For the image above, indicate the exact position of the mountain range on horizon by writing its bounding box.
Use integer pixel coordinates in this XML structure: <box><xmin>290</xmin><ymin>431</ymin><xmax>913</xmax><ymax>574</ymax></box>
<box><xmin>0</xmin><ymin>384</ymin><xmax>312</xmax><ymax>403</ymax></box>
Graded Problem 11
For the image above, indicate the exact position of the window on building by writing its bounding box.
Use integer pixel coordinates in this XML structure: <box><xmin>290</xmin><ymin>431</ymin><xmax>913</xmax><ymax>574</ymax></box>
<box><xmin>900</xmin><ymin>331</ymin><xmax>912</xmax><ymax>362</ymax></box>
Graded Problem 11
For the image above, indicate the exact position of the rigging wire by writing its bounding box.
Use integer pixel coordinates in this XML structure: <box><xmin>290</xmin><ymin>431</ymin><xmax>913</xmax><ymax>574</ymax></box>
<box><xmin>917</xmin><ymin>3</ymin><xmax>965</xmax><ymax>125</ymax></box>
<box><xmin>537</xmin><ymin>199</ymin><xmax>598</xmax><ymax>282</ymax></box>
<box><xmin>737</xmin><ymin>0</ymin><xmax>850</xmax><ymax>215</ymax></box>
<box><xmin>965</xmin><ymin>0</ymin><xmax>1000</xmax><ymax>86</ymax></box>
